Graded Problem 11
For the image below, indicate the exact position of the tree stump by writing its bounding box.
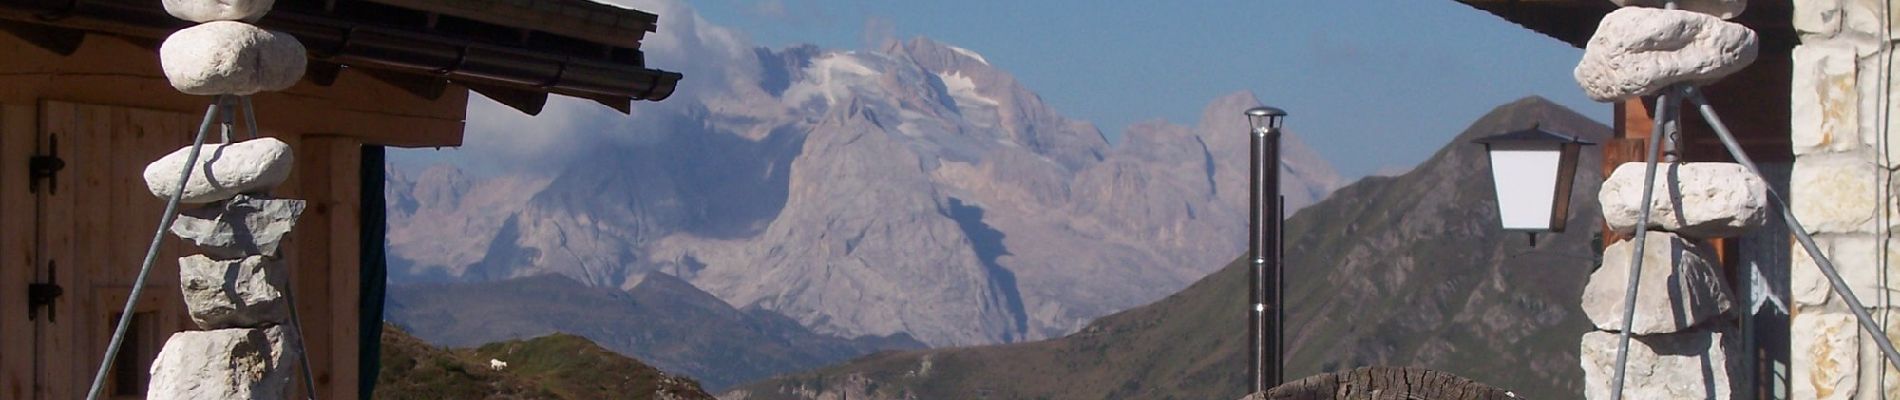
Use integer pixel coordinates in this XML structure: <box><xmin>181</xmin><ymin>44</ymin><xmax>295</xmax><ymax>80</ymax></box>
<box><xmin>1240</xmin><ymin>366</ymin><xmax>1523</xmax><ymax>400</ymax></box>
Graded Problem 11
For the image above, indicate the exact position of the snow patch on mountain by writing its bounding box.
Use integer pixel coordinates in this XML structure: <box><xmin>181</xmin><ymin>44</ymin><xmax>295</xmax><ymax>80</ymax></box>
<box><xmin>948</xmin><ymin>45</ymin><xmax>990</xmax><ymax>66</ymax></box>
<box><xmin>937</xmin><ymin>71</ymin><xmax>1000</xmax><ymax>107</ymax></box>
<box><xmin>784</xmin><ymin>52</ymin><xmax>882</xmax><ymax>107</ymax></box>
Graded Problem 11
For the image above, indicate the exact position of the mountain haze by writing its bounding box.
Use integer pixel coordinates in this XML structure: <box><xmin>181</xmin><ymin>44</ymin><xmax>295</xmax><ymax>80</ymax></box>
<box><xmin>725</xmin><ymin>97</ymin><xmax>1606</xmax><ymax>400</ymax></box>
<box><xmin>386</xmin><ymin>37</ymin><xmax>1345</xmax><ymax>347</ymax></box>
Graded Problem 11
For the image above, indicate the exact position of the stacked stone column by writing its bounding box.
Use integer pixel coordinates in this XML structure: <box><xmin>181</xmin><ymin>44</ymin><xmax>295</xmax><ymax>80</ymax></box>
<box><xmin>1580</xmin><ymin>163</ymin><xmax>1767</xmax><ymax>399</ymax></box>
<box><xmin>1790</xmin><ymin>0</ymin><xmax>1900</xmax><ymax>398</ymax></box>
<box><xmin>1571</xmin><ymin>1</ymin><xmax>1764</xmax><ymax>399</ymax></box>
<box><xmin>138</xmin><ymin>1</ymin><xmax>310</xmax><ymax>399</ymax></box>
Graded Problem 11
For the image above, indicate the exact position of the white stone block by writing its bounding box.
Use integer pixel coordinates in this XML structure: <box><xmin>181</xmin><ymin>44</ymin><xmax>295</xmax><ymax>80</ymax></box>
<box><xmin>163</xmin><ymin>0</ymin><xmax>275</xmax><ymax>23</ymax></box>
<box><xmin>170</xmin><ymin>196</ymin><xmax>306</xmax><ymax>259</ymax></box>
<box><xmin>148</xmin><ymin>326</ymin><xmax>296</xmax><ymax>400</ymax></box>
<box><xmin>1794</xmin><ymin>0</ymin><xmax>1844</xmax><ymax>38</ymax></box>
<box><xmin>1790</xmin><ymin>153</ymin><xmax>1889</xmax><ymax>234</ymax></box>
<box><xmin>1580</xmin><ymin>327</ymin><xmax>1739</xmax><ymax>400</ymax></box>
<box><xmin>1793</xmin><ymin>313</ymin><xmax>1859</xmax><ymax>400</ymax></box>
<box><xmin>1792</xmin><ymin>45</ymin><xmax>1863</xmax><ymax>155</ymax></box>
<box><xmin>143</xmin><ymin>137</ymin><xmax>293</xmax><ymax>204</ymax></box>
<box><xmin>1790</xmin><ymin>235</ymin><xmax>1900</xmax><ymax>307</ymax></box>
<box><xmin>1583</xmin><ymin>231</ymin><xmax>1733</xmax><ymax>334</ymax></box>
<box><xmin>1612</xmin><ymin>0</ymin><xmax>1748</xmax><ymax>19</ymax></box>
<box><xmin>1575</xmin><ymin>7</ymin><xmax>1759</xmax><ymax>102</ymax></box>
<box><xmin>179</xmin><ymin>255</ymin><xmax>288</xmax><ymax>329</ymax></box>
<box><xmin>160</xmin><ymin>21</ymin><xmax>307</xmax><ymax>96</ymax></box>
<box><xmin>1599</xmin><ymin>162</ymin><xmax>1769</xmax><ymax>238</ymax></box>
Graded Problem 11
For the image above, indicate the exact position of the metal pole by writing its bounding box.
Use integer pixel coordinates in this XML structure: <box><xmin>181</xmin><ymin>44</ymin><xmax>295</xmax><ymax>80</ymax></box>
<box><xmin>1685</xmin><ymin>86</ymin><xmax>1900</xmax><ymax>371</ymax></box>
<box><xmin>1610</xmin><ymin>87</ymin><xmax>1673</xmax><ymax>400</ymax></box>
<box><xmin>1247</xmin><ymin>119</ymin><xmax>1267</xmax><ymax>395</ymax></box>
<box><xmin>1267</xmin><ymin>123</ymin><xmax>1284</xmax><ymax>388</ymax></box>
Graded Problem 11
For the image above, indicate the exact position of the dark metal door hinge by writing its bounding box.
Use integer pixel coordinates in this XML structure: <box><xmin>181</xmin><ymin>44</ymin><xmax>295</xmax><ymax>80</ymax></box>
<box><xmin>29</xmin><ymin>134</ymin><xmax>64</xmax><ymax>194</ymax></box>
<box><xmin>27</xmin><ymin>261</ymin><xmax>61</xmax><ymax>322</ymax></box>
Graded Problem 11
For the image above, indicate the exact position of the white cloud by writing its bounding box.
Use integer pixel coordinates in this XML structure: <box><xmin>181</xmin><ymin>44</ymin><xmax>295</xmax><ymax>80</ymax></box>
<box><xmin>427</xmin><ymin>0</ymin><xmax>765</xmax><ymax>172</ymax></box>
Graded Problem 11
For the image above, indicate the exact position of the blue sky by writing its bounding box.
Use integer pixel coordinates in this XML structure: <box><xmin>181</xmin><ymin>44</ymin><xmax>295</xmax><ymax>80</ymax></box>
<box><xmin>686</xmin><ymin>0</ymin><xmax>1610</xmax><ymax>178</ymax></box>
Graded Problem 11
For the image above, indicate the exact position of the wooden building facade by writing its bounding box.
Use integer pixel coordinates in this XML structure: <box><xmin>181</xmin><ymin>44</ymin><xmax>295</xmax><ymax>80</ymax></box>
<box><xmin>0</xmin><ymin>1</ymin><xmax>679</xmax><ymax>399</ymax></box>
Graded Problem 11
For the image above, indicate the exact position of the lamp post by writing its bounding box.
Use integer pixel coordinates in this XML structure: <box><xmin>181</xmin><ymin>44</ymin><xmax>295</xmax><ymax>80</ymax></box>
<box><xmin>1244</xmin><ymin>106</ymin><xmax>1286</xmax><ymax>395</ymax></box>
<box><xmin>1471</xmin><ymin>124</ymin><xmax>1593</xmax><ymax>246</ymax></box>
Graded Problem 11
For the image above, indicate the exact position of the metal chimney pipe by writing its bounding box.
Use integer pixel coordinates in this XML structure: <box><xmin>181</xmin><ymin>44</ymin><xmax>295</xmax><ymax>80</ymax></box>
<box><xmin>1245</xmin><ymin>106</ymin><xmax>1287</xmax><ymax>395</ymax></box>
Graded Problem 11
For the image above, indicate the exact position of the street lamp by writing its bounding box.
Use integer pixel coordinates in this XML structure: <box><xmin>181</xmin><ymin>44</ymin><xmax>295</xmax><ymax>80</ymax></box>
<box><xmin>1472</xmin><ymin>124</ymin><xmax>1594</xmax><ymax>246</ymax></box>
<box><xmin>1244</xmin><ymin>106</ymin><xmax>1286</xmax><ymax>395</ymax></box>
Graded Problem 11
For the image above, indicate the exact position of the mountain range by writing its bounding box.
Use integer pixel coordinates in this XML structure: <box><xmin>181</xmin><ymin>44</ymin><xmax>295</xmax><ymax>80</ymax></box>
<box><xmin>721</xmin><ymin>96</ymin><xmax>1608</xmax><ymax>400</ymax></box>
<box><xmin>384</xmin><ymin>36</ymin><xmax>1344</xmax><ymax>348</ymax></box>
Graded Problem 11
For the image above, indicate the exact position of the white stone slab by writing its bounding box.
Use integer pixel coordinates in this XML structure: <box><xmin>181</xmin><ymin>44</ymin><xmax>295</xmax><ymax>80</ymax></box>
<box><xmin>1599</xmin><ymin>162</ymin><xmax>1769</xmax><ymax>238</ymax></box>
<box><xmin>1575</xmin><ymin>7</ymin><xmax>1759</xmax><ymax>102</ymax></box>
<box><xmin>1580</xmin><ymin>327</ymin><xmax>1739</xmax><ymax>400</ymax></box>
<box><xmin>1790</xmin><ymin>234</ymin><xmax>1900</xmax><ymax>307</ymax></box>
<box><xmin>1793</xmin><ymin>312</ymin><xmax>1859</xmax><ymax>400</ymax></box>
<box><xmin>163</xmin><ymin>0</ymin><xmax>275</xmax><ymax>23</ymax></box>
<box><xmin>143</xmin><ymin>137</ymin><xmax>293</xmax><ymax>204</ymax></box>
<box><xmin>1583</xmin><ymin>231</ymin><xmax>1734</xmax><ymax>334</ymax></box>
<box><xmin>1612</xmin><ymin>0</ymin><xmax>1748</xmax><ymax>19</ymax></box>
<box><xmin>178</xmin><ymin>255</ymin><xmax>288</xmax><ymax>329</ymax></box>
<box><xmin>160</xmin><ymin>21</ymin><xmax>307</xmax><ymax>96</ymax></box>
<box><xmin>1791</xmin><ymin>45</ymin><xmax>1863</xmax><ymax>156</ymax></box>
<box><xmin>170</xmin><ymin>196</ymin><xmax>306</xmax><ymax>259</ymax></box>
<box><xmin>148</xmin><ymin>326</ymin><xmax>296</xmax><ymax>400</ymax></box>
<box><xmin>1790</xmin><ymin>153</ymin><xmax>1889</xmax><ymax>234</ymax></box>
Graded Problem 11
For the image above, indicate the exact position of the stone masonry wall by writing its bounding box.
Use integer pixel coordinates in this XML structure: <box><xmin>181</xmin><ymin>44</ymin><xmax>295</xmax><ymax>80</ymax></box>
<box><xmin>1791</xmin><ymin>1</ymin><xmax>1900</xmax><ymax>399</ymax></box>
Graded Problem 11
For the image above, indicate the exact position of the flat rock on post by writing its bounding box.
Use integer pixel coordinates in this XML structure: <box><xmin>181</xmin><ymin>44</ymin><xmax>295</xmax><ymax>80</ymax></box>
<box><xmin>1611</xmin><ymin>0</ymin><xmax>1748</xmax><ymax>19</ymax></box>
<box><xmin>148</xmin><ymin>325</ymin><xmax>297</xmax><ymax>400</ymax></box>
<box><xmin>159</xmin><ymin>21</ymin><xmax>307</xmax><ymax>96</ymax></box>
<box><xmin>1599</xmin><ymin>162</ymin><xmax>1769</xmax><ymax>238</ymax></box>
<box><xmin>143</xmin><ymin>137</ymin><xmax>294</xmax><ymax>204</ymax></box>
<box><xmin>1582</xmin><ymin>231</ymin><xmax>1733</xmax><ymax>334</ymax></box>
<box><xmin>178</xmin><ymin>254</ymin><xmax>289</xmax><ymax>329</ymax></box>
<box><xmin>171</xmin><ymin>196</ymin><xmax>306</xmax><ymax>259</ymax></box>
<box><xmin>1575</xmin><ymin>7</ymin><xmax>1759</xmax><ymax>102</ymax></box>
<box><xmin>163</xmin><ymin>0</ymin><xmax>276</xmax><ymax>23</ymax></box>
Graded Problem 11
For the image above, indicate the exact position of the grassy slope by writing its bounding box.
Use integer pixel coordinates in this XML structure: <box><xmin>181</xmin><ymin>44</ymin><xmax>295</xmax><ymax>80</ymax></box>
<box><xmin>387</xmin><ymin>274</ymin><xmax>921</xmax><ymax>390</ymax></box>
<box><xmin>728</xmin><ymin>97</ymin><xmax>1607</xmax><ymax>400</ymax></box>
<box><xmin>376</xmin><ymin>324</ymin><xmax>715</xmax><ymax>400</ymax></box>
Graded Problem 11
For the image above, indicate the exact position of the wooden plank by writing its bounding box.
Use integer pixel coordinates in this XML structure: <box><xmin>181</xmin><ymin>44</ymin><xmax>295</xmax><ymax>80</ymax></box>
<box><xmin>68</xmin><ymin>101</ymin><xmax>111</xmax><ymax>399</ymax></box>
<box><xmin>323</xmin><ymin>137</ymin><xmax>363</xmax><ymax>400</ymax></box>
<box><xmin>0</xmin><ymin>103</ymin><xmax>36</xmax><ymax>400</ymax></box>
<box><xmin>127</xmin><ymin>106</ymin><xmax>197</xmax><ymax>354</ymax></box>
<box><xmin>37</xmin><ymin>100</ymin><xmax>77</xmax><ymax>400</ymax></box>
<box><xmin>0</xmin><ymin>34</ymin><xmax>468</xmax><ymax>148</ymax></box>
<box><xmin>285</xmin><ymin>135</ymin><xmax>339</xmax><ymax>400</ymax></box>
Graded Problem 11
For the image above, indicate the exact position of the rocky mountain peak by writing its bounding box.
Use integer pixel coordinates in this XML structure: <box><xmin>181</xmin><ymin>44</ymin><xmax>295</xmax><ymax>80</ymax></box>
<box><xmin>727</xmin><ymin>97</ymin><xmax>1612</xmax><ymax>400</ymax></box>
<box><xmin>387</xmin><ymin>38</ymin><xmax>1344</xmax><ymax>348</ymax></box>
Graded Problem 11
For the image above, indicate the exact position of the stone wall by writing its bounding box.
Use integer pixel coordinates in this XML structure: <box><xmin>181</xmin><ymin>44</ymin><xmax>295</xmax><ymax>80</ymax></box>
<box><xmin>1791</xmin><ymin>1</ymin><xmax>1900</xmax><ymax>398</ymax></box>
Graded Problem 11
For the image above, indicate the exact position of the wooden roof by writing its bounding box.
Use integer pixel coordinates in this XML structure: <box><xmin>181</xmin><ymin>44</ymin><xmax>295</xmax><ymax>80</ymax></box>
<box><xmin>362</xmin><ymin>0</ymin><xmax>658</xmax><ymax>49</ymax></box>
<box><xmin>0</xmin><ymin>0</ymin><xmax>683</xmax><ymax>114</ymax></box>
<box><xmin>1454</xmin><ymin>0</ymin><xmax>1796</xmax><ymax>51</ymax></box>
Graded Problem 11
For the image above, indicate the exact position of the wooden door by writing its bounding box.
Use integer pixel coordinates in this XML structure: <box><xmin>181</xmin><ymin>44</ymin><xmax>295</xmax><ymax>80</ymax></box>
<box><xmin>27</xmin><ymin>101</ymin><xmax>198</xmax><ymax>400</ymax></box>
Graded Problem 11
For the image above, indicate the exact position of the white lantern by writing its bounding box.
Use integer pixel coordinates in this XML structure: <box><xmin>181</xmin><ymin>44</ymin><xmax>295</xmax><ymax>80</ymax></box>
<box><xmin>1473</xmin><ymin>124</ymin><xmax>1594</xmax><ymax>241</ymax></box>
